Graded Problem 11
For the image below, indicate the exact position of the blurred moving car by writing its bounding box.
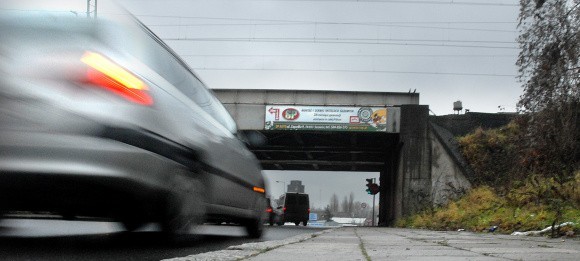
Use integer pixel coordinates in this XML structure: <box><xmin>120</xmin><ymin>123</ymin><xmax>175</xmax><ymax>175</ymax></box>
<box><xmin>0</xmin><ymin>1</ymin><xmax>267</xmax><ymax>238</ymax></box>
<box><xmin>265</xmin><ymin>197</ymin><xmax>282</xmax><ymax>226</ymax></box>
<box><xmin>277</xmin><ymin>193</ymin><xmax>310</xmax><ymax>226</ymax></box>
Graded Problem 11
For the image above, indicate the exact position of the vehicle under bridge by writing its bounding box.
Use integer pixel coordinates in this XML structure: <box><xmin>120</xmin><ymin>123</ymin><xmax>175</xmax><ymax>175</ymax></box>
<box><xmin>214</xmin><ymin>89</ymin><xmax>472</xmax><ymax>226</ymax></box>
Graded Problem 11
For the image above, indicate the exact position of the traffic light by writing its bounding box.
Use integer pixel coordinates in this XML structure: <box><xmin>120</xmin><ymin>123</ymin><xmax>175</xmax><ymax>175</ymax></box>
<box><xmin>365</xmin><ymin>179</ymin><xmax>373</xmax><ymax>194</ymax></box>
<box><xmin>369</xmin><ymin>183</ymin><xmax>380</xmax><ymax>195</ymax></box>
<box><xmin>365</xmin><ymin>178</ymin><xmax>380</xmax><ymax>195</ymax></box>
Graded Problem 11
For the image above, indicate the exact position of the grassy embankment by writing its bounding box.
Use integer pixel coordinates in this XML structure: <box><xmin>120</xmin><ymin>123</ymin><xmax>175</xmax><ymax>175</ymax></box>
<box><xmin>397</xmin><ymin>123</ymin><xmax>580</xmax><ymax>235</ymax></box>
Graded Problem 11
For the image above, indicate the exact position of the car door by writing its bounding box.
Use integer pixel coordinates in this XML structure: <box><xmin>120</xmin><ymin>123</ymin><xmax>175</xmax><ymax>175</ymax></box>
<box><xmin>198</xmin><ymin>95</ymin><xmax>263</xmax><ymax>210</ymax></box>
<box><xmin>125</xmin><ymin>21</ymin><xmax>264</xmax><ymax>212</ymax></box>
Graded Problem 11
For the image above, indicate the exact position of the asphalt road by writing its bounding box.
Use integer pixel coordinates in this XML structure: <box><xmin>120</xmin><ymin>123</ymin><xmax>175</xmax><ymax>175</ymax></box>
<box><xmin>0</xmin><ymin>219</ymin><xmax>327</xmax><ymax>261</ymax></box>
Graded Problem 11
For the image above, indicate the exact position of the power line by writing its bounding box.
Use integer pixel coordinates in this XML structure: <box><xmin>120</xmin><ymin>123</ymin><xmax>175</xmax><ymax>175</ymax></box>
<box><xmin>127</xmin><ymin>0</ymin><xmax>518</xmax><ymax>7</ymax></box>
<box><xmin>181</xmin><ymin>54</ymin><xmax>516</xmax><ymax>57</ymax></box>
<box><xmin>250</xmin><ymin>0</ymin><xmax>519</xmax><ymax>6</ymax></box>
<box><xmin>147</xmin><ymin>23</ymin><xmax>515</xmax><ymax>33</ymax></box>
<box><xmin>138</xmin><ymin>15</ymin><xmax>516</xmax><ymax>33</ymax></box>
<box><xmin>166</xmin><ymin>37</ymin><xmax>516</xmax><ymax>44</ymax></box>
<box><xmin>148</xmin><ymin>21</ymin><xmax>516</xmax><ymax>25</ymax></box>
<box><xmin>136</xmin><ymin>14</ymin><xmax>496</xmax><ymax>25</ymax></box>
<box><xmin>2</xmin><ymin>9</ymin><xmax>517</xmax><ymax>33</ymax></box>
<box><xmin>190</xmin><ymin>67</ymin><xmax>516</xmax><ymax>77</ymax></box>
<box><xmin>163</xmin><ymin>37</ymin><xmax>518</xmax><ymax>49</ymax></box>
<box><xmin>0</xmin><ymin>8</ymin><xmax>74</xmax><ymax>13</ymax></box>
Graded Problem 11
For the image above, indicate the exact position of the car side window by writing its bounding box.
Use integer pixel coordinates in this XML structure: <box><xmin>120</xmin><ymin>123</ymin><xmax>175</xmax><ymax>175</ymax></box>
<box><xmin>131</xmin><ymin>30</ymin><xmax>212</xmax><ymax>107</ymax></box>
<box><xmin>204</xmin><ymin>95</ymin><xmax>238</xmax><ymax>133</ymax></box>
<box><xmin>124</xmin><ymin>21</ymin><xmax>238</xmax><ymax>133</ymax></box>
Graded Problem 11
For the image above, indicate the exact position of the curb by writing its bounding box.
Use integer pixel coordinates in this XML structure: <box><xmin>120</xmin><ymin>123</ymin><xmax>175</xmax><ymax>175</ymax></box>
<box><xmin>162</xmin><ymin>228</ymin><xmax>334</xmax><ymax>261</ymax></box>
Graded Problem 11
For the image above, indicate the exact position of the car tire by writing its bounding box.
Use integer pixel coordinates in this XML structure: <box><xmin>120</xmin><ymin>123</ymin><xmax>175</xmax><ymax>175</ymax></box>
<box><xmin>161</xmin><ymin>176</ymin><xmax>205</xmax><ymax>235</ymax></box>
<box><xmin>277</xmin><ymin>222</ymin><xmax>284</xmax><ymax>226</ymax></box>
<box><xmin>245</xmin><ymin>218</ymin><xmax>264</xmax><ymax>238</ymax></box>
<box><xmin>294</xmin><ymin>222</ymin><xmax>300</xmax><ymax>226</ymax></box>
<box><xmin>302</xmin><ymin>220</ymin><xmax>308</xmax><ymax>226</ymax></box>
<box><xmin>122</xmin><ymin>220</ymin><xmax>145</xmax><ymax>232</ymax></box>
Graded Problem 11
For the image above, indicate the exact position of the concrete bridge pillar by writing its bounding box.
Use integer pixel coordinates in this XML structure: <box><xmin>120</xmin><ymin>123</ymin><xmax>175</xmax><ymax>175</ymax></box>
<box><xmin>378</xmin><ymin>105</ymin><xmax>431</xmax><ymax>225</ymax></box>
<box><xmin>397</xmin><ymin>105</ymin><xmax>432</xmax><ymax>218</ymax></box>
<box><xmin>378</xmin><ymin>141</ymin><xmax>400</xmax><ymax>226</ymax></box>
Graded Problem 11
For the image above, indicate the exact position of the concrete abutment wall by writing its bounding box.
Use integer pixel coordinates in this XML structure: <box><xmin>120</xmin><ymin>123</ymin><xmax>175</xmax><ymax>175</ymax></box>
<box><xmin>380</xmin><ymin>105</ymin><xmax>473</xmax><ymax>225</ymax></box>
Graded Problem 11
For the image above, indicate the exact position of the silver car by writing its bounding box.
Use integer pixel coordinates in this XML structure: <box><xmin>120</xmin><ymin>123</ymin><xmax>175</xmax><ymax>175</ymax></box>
<box><xmin>0</xmin><ymin>2</ymin><xmax>267</xmax><ymax>238</ymax></box>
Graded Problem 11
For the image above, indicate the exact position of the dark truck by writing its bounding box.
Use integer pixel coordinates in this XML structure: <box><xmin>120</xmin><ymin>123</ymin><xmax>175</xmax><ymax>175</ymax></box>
<box><xmin>277</xmin><ymin>193</ymin><xmax>310</xmax><ymax>226</ymax></box>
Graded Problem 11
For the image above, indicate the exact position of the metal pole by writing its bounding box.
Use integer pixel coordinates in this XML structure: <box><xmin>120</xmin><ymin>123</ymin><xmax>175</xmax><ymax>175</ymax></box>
<box><xmin>86</xmin><ymin>0</ymin><xmax>91</xmax><ymax>18</ymax></box>
<box><xmin>94</xmin><ymin>0</ymin><xmax>97</xmax><ymax>19</ymax></box>
<box><xmin>372</xmin><ymin>194</ymin><xmax>376</xmax><ymax>226</ymax></box>
<box><xmin>372</xmin><ymin>178</ymin><xmax>376</xmax><ymax>226</ymax></box>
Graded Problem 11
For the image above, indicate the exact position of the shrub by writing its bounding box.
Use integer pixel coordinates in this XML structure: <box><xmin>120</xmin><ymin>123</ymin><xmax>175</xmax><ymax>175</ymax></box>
<box><xmin>457</xmin><ymin>122</ymin><xmax>522</xmax><ymax>189</ymax></box>
<box><xmin>399</xmin><ymin>183</ymin><xmax>579</xmax><ymax>235</ymax></box>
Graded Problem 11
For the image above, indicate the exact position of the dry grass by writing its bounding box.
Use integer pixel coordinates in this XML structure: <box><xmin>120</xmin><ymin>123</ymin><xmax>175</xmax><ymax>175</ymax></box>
<box><xmin>397</xmin><ymin>178</ymin><xmax>580</xmax><ymax>234</ymax></box>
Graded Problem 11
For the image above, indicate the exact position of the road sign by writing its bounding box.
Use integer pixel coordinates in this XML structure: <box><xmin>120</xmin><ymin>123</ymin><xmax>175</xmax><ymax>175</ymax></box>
<box><xmin>308</xmin><ymin>221</ymin><xmax>324</xmax><ymax>227</ymax></box>
<box><xmin>361</xmin><ymin>203</ymin><xmax>367</xmax><ymax>209</ymax></box>
<box><xmin>309</xmin><ymin>213</ymin><xmax>318</xmax><ymax>221</ymax></box>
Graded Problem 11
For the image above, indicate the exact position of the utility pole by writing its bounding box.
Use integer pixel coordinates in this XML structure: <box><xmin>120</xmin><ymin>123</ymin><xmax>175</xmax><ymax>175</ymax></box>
<box><xmin>86</xmin><ymin>0</ymin><xmax>90</xmax><ymax>18</ymax></box>
<box><xmin>372</xmin><ymin>178</ymin><xmax>376</xmax><ymax>226</ymax></box>
<box><xmin>86</xmin><ymin>0</ymin><xmax>97</xmax><ymax>19</ymax></box>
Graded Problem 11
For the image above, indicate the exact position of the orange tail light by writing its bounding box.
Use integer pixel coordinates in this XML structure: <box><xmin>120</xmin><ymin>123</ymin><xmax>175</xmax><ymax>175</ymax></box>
<box><xmin>253</xmin><ymin>187</ymin><xmax>265</xmax><ymax>193</ymax></box>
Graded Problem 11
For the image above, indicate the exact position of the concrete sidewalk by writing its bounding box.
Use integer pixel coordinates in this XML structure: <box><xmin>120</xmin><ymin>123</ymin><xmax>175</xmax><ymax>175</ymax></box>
<box><xmin>167</xmin><ymin>227</ymin><xmax>580</xmax><ymax>261</ymax></box>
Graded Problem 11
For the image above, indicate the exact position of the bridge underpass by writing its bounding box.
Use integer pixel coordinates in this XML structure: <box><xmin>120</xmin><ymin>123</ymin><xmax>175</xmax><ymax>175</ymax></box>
<box><xmin>249</xmin><ymin>131</ymin><xmax>400</xmax><ymax>225</ymax></box>
<box><xmin>254</xmin><ymin>131</ymin><xmax>398</xmax><ymax>172</ymax></box>
<box><xmin>214</xmin><ymin>89</ymin><xmax>472</xmax><ymax>226</ymax></box>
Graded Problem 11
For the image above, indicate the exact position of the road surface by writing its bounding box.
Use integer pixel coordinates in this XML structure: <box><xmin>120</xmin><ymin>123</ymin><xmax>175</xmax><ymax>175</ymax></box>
<box><xmin>0</xmin><ymin>219</ymin><xmax>326</xmax><ymax>261</ymax></box>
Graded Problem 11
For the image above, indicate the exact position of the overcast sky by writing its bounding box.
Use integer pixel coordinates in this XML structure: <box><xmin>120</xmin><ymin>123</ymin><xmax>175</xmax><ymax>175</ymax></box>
<box><xmin>118</xmin><ymin>0</ymin><xmax>521</xmax><ymax>116</ymax></box>
<box><xmin>2</xmin><ymin>0</ymin><xmax>523</xmax><ymax>208</ymax></box>
<box><xmin>116</xmin><ymin>0</ymin><xmax>522</xmax><ymax>206</ymax></box>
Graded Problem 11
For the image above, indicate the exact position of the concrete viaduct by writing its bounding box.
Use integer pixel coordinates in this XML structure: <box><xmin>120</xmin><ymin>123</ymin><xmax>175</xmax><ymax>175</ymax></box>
<box><xmin>214</xmin><ymin>89</ymin><xmax>472</xmax><ymax>225</ymax></box>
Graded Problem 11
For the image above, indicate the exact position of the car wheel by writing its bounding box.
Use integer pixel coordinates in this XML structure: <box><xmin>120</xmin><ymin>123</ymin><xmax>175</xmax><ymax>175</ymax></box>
<box><xmin>122</xmin><ymin>220</ymin><xmax>145</xmax><ymax>232</ymax></box>
<box><xmin>62</xmin><ymin>212</ymin><xmax>75</xmax><ymax>220</ymax></box>
<box><xmin>161</xmin><ymin>177</ymin><xmax>205</xmax><ymax>235</ymax></box>
<box><xmin>245</xmin><ymin>218</ymin><xmax>264</xmax><ymax>238</ymax></box>
<box><xmin>302</xmin><ymin>220</ymin><xmax>308</xmax><ymax>226</ymax></box>
<box><xmin>277</xmin><ymin>222</ymin><xmax>284</xmax><ymax>226</ymax></box>
<box><xmin>294</xmin><ymin>222</ymin><xmax>300</xmax><ymax>226</ymax></box>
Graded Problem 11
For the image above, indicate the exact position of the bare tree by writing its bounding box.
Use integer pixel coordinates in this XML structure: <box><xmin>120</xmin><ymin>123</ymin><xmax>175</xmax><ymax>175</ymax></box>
<box><xmin>341</xmin><ymin>195</ymin><xmax>349</xmax><ymax>214</ymax></box>
<box><xmin>329</xmin><ymin>193</ymin><xmax>339</xmax><ymax>213</ymax></box>
<box><xmin>517</xmin><ymin>0</ymin><xmax>580</xmax><ymax>237</ymax></box>
<box><xmin>323</xmin><ymin>205</ymin><xmax>333</xmax><ymax>221</ymax></box>
<box><xmin>348</xmin><ymin>192</ymin><xmax>355</xmax><ymax>214</ymax></box>
<box><xmin>517</xmin><ymin>0</ymin><xmax>580</xmax><ymax>177</ymax></box>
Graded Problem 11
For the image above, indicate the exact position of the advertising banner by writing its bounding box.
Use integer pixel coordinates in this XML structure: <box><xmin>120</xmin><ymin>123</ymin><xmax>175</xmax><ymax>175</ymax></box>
<box><xmin>264</xmin><ymin>106</ymin><xmax>388</xmax><ymax>132</ymax></box>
